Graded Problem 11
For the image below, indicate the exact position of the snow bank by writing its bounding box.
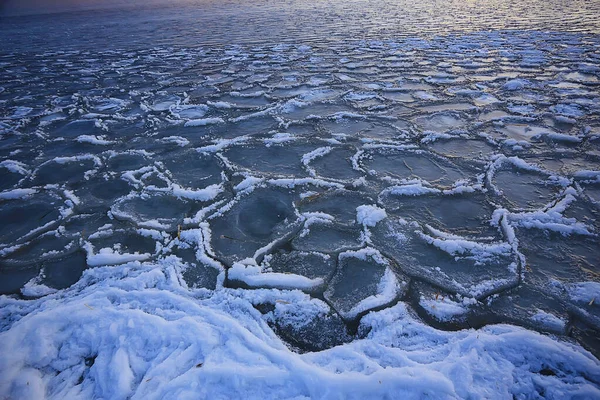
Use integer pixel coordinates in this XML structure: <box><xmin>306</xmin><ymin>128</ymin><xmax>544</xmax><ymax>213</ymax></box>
<box><xmin>0</xmin><ymin>259</ymin><xmax>598</xmax><ymax>400</ymax></box>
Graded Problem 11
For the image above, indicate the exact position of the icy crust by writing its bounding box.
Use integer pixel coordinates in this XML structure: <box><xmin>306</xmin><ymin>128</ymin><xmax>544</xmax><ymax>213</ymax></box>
<box><xmin>1</xmin><ymin>30</ymin><xmax>600</xmax><ymax>381</ymax></box>
<box><xmin>419</xmin><ymin>294</ymin><xmax>477</xmax><ymax>322</ymax></box>
<box><xmin>228</xmin><ymin>261</ymin><xmax>324</xmax><ymax>292</ymax></box>
<box><xmin>325</xmin><ymin>248</ymin><xmax>406</xmax><ymax>320</ymax></box>
<box><xmin>0</xmin><ymin>260</ymin><xmax>599</xmax><ymax>400</ymax></box>
<box><xmin>371</xmin><ymin>218</ymin><xmax>520</xmax><ymax>300</ymax></box>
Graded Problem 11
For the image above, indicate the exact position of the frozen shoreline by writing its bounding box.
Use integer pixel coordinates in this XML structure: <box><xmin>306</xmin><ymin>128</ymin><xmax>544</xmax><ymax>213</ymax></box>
<box><xmin>1</xmin><ymin>259</ymin><xmax>599</xmax><ymax>399</ymax></box>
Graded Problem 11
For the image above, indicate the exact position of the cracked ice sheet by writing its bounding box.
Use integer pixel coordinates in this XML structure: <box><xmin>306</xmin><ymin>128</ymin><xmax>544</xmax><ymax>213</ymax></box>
<box><xmin>0</xmin><ymin>259</ymin><xmax>599</xmax><ymax>400</ymax></box>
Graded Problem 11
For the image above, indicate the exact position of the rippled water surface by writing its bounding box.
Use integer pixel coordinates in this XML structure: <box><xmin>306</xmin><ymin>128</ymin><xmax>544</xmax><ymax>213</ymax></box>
<box><xmin>1</xmin><ymin>0</ymin><xmax>600</xmax><ymax>355</ymax></box>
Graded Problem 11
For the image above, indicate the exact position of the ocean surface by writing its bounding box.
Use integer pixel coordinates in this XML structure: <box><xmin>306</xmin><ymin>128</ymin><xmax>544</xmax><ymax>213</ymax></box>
<box><xmin>1</xmin><ymin>1</ymin><xmax>600</xmax><ymax>398</ymax></box>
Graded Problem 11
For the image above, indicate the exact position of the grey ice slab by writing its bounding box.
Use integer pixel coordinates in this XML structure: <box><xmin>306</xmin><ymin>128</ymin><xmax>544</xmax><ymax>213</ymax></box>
<box><xmin>111</xmin><ymin>193</ymin><xmax>192</xmax><ymax>231</ymax></box>
<box><xmin>324</xmin><ymin>249</ymin><xmax>408</xmax><ymax>320</ymax></box>
<box><xmin>363</xmin><ymin>148</ymin><xmax>466</xmax><ymax>187</ymax></box>
<box><xmin>307</xmin><ymin>147</ymin><xmax>364</xmax><ymax>181</ymax></box>
<box><xmin>291</xmin><ymin>223</ymin><xmax>362</xmax><ymax>254</ymax></box>
<box><xmin>265</xmin><ymin>250</ymin><xmax>336</xmax><ymax>283</ymax></box>
<box><xmin>493</xmin><ymin>169</ymin><xmax>562</xmax><ymax>211</ymax></box>
<box><xmin>372</xmin><ymin>218</ymin><xmax>519</xmax><ymax>299</ymax></box>
<box><xmin>223</xmin><ymin>141</ymin><xmax>317</xmax><ymax>176</ymax></box>
<box><xmin>297</xmin><ymin>190</ymin><xmax>375</xmax><ymax>226</ymax></box>
<box><xmin>209</xmin><ymin>187</ymin><xmax>299</xmax><ymax>266</ymax></box>
<box><xmin>0</xmin><ymin>191</ymin><xmax>63</xmax><ymax>244</ymax></box>
<box><xmin>160</xmin><ymin>151</ymin><xmax>223</xmax><ymax>188</ymax></box>
<box><xmin>380</xmin><ymin>193</ymin><xmax>500</xmax><ymax>238</ymax></box>
<box><xmin>428</xmin><ymin>138</ymin><xmax>496</xmax><ymax>160</ymax></box>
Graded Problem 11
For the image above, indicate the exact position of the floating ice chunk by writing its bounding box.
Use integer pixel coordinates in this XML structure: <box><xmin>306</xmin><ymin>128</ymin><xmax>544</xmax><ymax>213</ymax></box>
<box><xmin>0</xmin><ymin>160</ymin><xmax>29</xmax><ymax>175</ymax></box>
<box><xmin>473</xmin><ymin>93</ymin><xmax>500</xmax><ymax>106</ymax></box>
<box><xmin>170</xmin><ymin>104</ymin><xmax>209</xmax><ymax>120</ymax></box>
<box><xmin>486</xmin><ymin>154</ymin><xmax>545</xmax><ymax>196</ymax></box>
<box><xmin>85</xmin><ymin>246</ymin><xmax>151</xmax><ymax>267</ymax></box>
<box><xmin>419</xmin><ymin>295</ymin><xmax>473</xmax><ymax>322</ymax></box>
<box><xmin>209</xmin><ymin>187</ymin><xmax>298</xmax><ymax>266</ymax></box>
<box><xmin>301</xmin><ymin>146</ymin><xmax>332</xmax><ymax>176</ymax></box>
<box><xmin>161</xmin><ymin>136</ymin><xmax>190</xmax><ymax>147</ymax></box>
<box><xmin>550</xmin><ymin>104</ymin><xmax>585</xmax><ymax>118</ymax></box>
<box><xmin>234</xmin><ymin>176</ymin><xmax>263</xmax><ymax>192</ymax></box>
<box><xmin>307</xmin><ymin>76</ymin><xmax>330</xmax><ymax>86</ymax></box>
<box><xmin>0</xmin><ymin>188</ymin><xmax>37</xmax><ymax>200</ymax></box>
<box><xmin>264</xmin><ymin>250</ymin><xmax>335</xmax><ymax>284</ymax></box>
<box><xmin>52</xmin><ymin>154</ymin><xmax>103</xmax><ymax>167</ymax></box>
<box><xmin>76</xmin><ymin>135</ymin><xmax>114</xmax><ymax>145</ymax></box>
<box><xmin>533</xmin><ymin>132</ymin><xmax>581</xmax><ymax>143</ymax></box>
<box><xmin>356</xmin><ymin>205</ymin><xmax>387</xmax><ymax>227</ymax></box>
<box><xmin>502</xmin><ymin>78</ymin><xmax>531</xmax><ymax>91</ymax></box>
<box><xmin>299</xmin><ymin>212</ymin><xmax>335</xmax><ymax>237</ymax></box>
<box><xmin>330</xmin><ymin>111</ymin><xmax>366</xmax><ymax>121</ymax></box>
<box><xmin>111</xmin><ymin>193</ymin><xmax>190</xmax><ymax>231</ymax></box>
<box><xmin>267</xmin><ymin>177</ymin><xmax>344</xmax><ymax>189</ymax></box>
<box><xmin>10</xmin><ymin>106</ymin><xmax>33</xmax><ymax>119</ymax></box>
<box><xmin>230</xmin><ymin>90</ymin><xmax>266</xmax><ymax>98</ymax></box>
<box><xmin>345</xmin><ymin>91</ymin><xmax>378</xmax><ymax>101</ymax></box>
<box><xmin>136</xmin><ymin>228</ymin><xmax>166</xmax><ymax>241</ymax></box>
<box><xmin>531</xmin><ymin>310</ymin><xmax>567</xmax><ymax>332</ymax></box>
<box><xmin>90</xmin><ymin>97</ymin><xmax>130</xmax><ymax>113</ymax></box>
<box><xmin>442</xmin><ymin>179</ymin><xmax>481</xmax><ymax>195</ymax></box>
<box><xmin>372</xmin><ymin>218</ymin><xmax>518</xmax><ymax>299</ymax></box>
<box><xmin>207</xmin><ymin>101</ymin><xmax>234</xmax><ymax>109</ymax></box>
<box><xmin>382</xmin><ymin>181</ymin><xmax>441</xmax><ymax>197</ymax></box>
<box><xmin>196</xmin><ymin>135</ymin><xmax>249</xmax><ymax>153</ymax></box>
<box><xmin>325</xmin><ymin>248</ymin><xmax>405</xmax><ymax>320</ymax></box>
<box><xmin>171</xmin><ymin>183</ymin><xmax>222</xmax><ymax>202</ymax></box>
<box><xmin>574</xmin><ymin>170</ymin><xmax>600</xmax><ymax>183</ymax></box>
<box><xmin>414</xmin><ymin>112</ymin><xmax>465</xmax><ymax>133</ymax></box>
<box><xmin>301</xmin><ymin>146</ymin><xmax>333</xmax><ymax>165</ymax></box>
<box><xmin>497</xmin><ymin>191</ymin><xmax>594</xmax><ymax>236</ymax></box>
<box><xmin>508</xmin><ymin>104</ymin><xmax>536</xmax><ymax>115</ymax></box>
<box><xmin>501</xmin><ymin>138</ymin><xmax>530</xmax><ymax>150</ymax></box>
<box><xmin>420</xmin><ymin>131</ymin><xmax>455</xmax><ymax>143</ymax></box>
<box><xmin>228</xmin><ymin>261</ymin><xmax>324</xmax><ymax>291</ymax></box>
<box><xmin>263</xmin><ymin>132</ymin><xmax>297</xmax><ymax>146</ymax></box>
<box><xmin>280</xmin><ymin>99</ymin><xmax>309</xmax><ymax>114</ymax></box>
<box><xmin>419</xmin><ymin>225</ymin><xmax>512</xmax><ymax>262</ymax></box>
<box><xmin>412</xmin><ymin>91</ymin><xmax>438</xmax><ymax>101</ymax></box>
<box><xmin>184</xmin><ymin>117</ymin><xmax>225</xmax><ymax>127</ymax></box>
<box><xmin>149</xmin><ymin>95</ymin><xmax>180</xmax><ymax>111</ymax></box>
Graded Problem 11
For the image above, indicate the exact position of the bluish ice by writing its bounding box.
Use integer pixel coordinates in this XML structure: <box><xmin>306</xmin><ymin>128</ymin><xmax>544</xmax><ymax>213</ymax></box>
<box><xmin>1</xmin><ymin>0</ymin><xmax>600</xmax><ymax>398</ymax></box>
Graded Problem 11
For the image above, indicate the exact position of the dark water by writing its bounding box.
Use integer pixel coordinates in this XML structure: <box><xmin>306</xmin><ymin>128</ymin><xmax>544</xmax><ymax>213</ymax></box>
<box><xmin>2</xmin><ymin>0</ymin><xmax>600</xmax><ymax>51</ymax></box>
<box><xmin>1</xmin><ymin>0</ymin><xmax>600</xmax><ymax>354</ymax></box>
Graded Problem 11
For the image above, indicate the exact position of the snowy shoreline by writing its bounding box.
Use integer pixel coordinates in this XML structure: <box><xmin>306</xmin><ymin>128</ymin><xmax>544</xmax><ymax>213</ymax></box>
<box><xmin>1</xmin><ymin>259</ymin><xmax>599</xmax><ymax>399</ymax></box>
